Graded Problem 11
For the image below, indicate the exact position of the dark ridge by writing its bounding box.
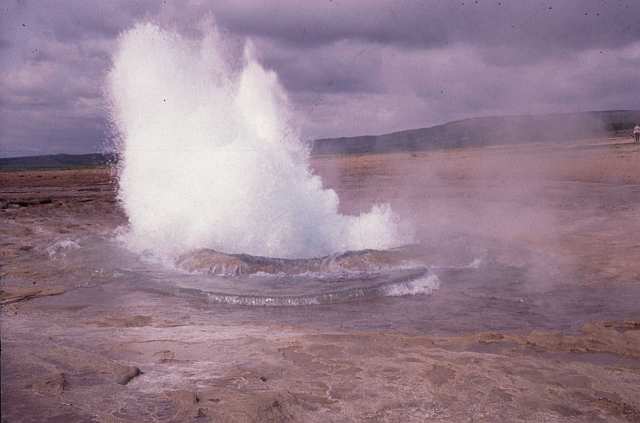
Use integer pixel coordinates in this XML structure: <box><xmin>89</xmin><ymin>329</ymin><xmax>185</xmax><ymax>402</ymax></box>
<box><xmin>0</xmin><ymin>153</ymin><xmax>117</xmax><ymax>171</ymax></box>
<box><xmin>312</xmin><ymin>110</ymin><xmax>640</xmax><ymax>155</ymax></box>
<box><xmin>3</xmin><ymin>110</ymin><xmax>639</xmax><ymax>168</ymax></box>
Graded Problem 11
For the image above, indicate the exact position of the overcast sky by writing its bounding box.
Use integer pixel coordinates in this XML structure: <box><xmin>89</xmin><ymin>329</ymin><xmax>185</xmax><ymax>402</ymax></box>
<box><xmin>1</xmin><ymin>0</ymin><xmax>640</xmax><ymax>157</ymax></box>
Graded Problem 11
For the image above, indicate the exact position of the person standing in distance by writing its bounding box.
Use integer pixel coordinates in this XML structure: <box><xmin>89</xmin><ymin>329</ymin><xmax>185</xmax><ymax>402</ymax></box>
<box><xmin>634</xmin><ymin>124</ymin><xmax>640</xmax><ymax>144</ymax></box>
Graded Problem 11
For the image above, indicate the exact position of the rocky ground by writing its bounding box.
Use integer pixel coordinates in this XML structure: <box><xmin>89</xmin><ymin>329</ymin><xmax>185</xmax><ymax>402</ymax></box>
<box><xmin>2</xmin><ymin>138</ymin><xmax>640</xmax><ymax>422</ymax></box>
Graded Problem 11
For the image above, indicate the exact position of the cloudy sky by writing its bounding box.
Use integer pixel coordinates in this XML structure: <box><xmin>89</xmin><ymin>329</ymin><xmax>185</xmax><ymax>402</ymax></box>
<box><xmin>1</xmin><ymin>0</ymin><xmax>639</xmax><ymax>157</ymax></box>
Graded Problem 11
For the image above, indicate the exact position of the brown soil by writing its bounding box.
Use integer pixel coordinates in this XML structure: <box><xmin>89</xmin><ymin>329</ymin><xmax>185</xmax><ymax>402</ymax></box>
<box><xmin>2</xmin><ymin>138</ymin><xmax>640</xmax><ymax>422</ymax></box>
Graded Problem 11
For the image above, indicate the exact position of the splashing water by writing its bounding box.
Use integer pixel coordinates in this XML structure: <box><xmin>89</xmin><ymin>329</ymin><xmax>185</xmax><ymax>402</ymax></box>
<box><xmin>108</xmin><ymin>23</ymin><xmax>412</xmax><ymax>259</ymax></box>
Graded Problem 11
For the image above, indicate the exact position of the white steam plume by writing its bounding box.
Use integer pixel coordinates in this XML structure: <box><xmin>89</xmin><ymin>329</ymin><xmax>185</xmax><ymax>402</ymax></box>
<box><xmin>108</xmin><ymin>23</ymin><xmax>412</xmax><ymax>259</ymax></box>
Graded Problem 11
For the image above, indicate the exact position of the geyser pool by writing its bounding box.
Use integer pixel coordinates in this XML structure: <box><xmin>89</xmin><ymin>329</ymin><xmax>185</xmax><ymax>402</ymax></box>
<box><xmin>108</xmin><ymin>23</ymin><xmax>412</xmax><ymax>259</ymax></box>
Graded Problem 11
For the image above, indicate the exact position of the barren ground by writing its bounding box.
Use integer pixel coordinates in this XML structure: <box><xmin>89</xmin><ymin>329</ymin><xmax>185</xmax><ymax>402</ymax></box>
<box><xmin>2</xmin><ymin>138</ymin><xmax>640</xmax><ymax>422</ymax></box>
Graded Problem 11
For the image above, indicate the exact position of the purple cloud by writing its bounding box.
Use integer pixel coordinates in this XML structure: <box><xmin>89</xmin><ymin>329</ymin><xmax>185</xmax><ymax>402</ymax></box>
<box><xmin>1</xmin><ymin>0</ymin><xmax>639</xmax><ymax>156</ymax></box>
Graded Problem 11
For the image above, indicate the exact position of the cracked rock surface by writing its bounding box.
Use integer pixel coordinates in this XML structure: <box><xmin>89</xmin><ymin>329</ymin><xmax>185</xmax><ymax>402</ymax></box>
<box><xmin>3</xmin><ymin>141</ymin><xmax>640</xmax><ymax>422</ymax></box>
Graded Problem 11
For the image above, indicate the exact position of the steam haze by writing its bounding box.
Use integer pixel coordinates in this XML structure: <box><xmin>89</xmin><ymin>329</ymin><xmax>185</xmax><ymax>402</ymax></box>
<box><xmin>2</xmin><ymin>0</ymin><xmax>640</xmax><ymax>156</ymax></box>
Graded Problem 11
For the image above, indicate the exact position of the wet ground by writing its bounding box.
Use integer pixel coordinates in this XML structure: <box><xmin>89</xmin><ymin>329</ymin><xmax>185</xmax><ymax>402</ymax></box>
<box><xmin>2</xmin><ymin>139</ymin><xmax>640</xmax><ymax>422</ymax></box>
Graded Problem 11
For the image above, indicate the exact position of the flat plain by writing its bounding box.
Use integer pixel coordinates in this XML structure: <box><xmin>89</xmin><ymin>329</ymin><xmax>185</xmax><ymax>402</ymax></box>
<box><xmin>2</xmin><ymin>138</ymin><xmax>640</xmax><ymax>422</ymax></box>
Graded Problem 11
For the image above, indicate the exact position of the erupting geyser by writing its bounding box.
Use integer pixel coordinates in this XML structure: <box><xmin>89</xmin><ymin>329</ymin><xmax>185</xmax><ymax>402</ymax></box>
<box><xmin>108</xmin><ymin>23</ymin><xmax>412</xmax><ymax>259</ymax></box>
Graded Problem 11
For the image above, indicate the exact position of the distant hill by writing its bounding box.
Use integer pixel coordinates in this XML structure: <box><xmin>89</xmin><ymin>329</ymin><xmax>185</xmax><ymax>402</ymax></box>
<box><xmin>3</xmin><ymin>110</ymin><xmax>639</xmax><ymax>169</ymax></box>
<box><xmin>0</xmin><ymin>153</ymin><xmax>116</xmax><ymax>171</ymax></box>
<box><xmin>312</xmin><ymin>110</ymin><xmax>640</xmax><ymax>155</ymax></box>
